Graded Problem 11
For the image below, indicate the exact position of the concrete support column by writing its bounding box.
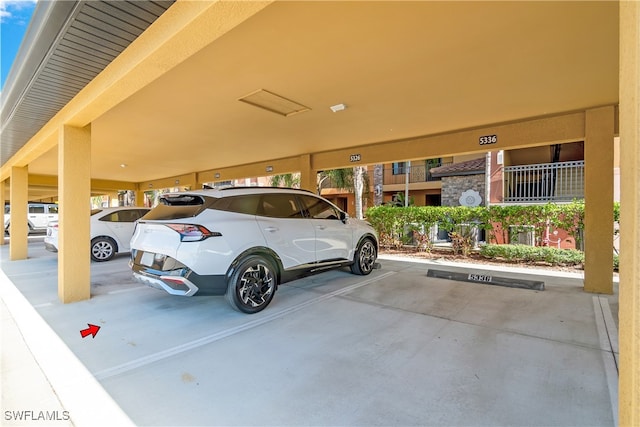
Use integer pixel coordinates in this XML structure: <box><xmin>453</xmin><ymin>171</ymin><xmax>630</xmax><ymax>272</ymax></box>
<box><xmin>619</xmin><ymin>1</ymin><xmax>640</xmax><ymax>424</ymax></box>
<box><xmin>135</xmin><ymin>188</ymin><xmax>146</xmax><ymax>207</ymax></box>
<box><xmin>583</xmin><ymin>106</ymin><xmax>614</xmax><ymax>294</ymax></box>
<box><xmin>299</xmin><ymin>154</ymin><xmax>317</xmax><ymax>193</ymax></box>
<box><xmin>109</xmin><ymin>191</ymin><xmax>120</xmax><ymax>207</ymax></box>
<box><xmin>0</xmin><ymin>180</ymin><xmax>6</xmax><ymax>246</ymax></box>
<box><xmin>58</xmin><ymin>125</ymin><xmax>92</xmax><ymax>303</ymax></box>
<box><xmin>9</xmin><ymin>166</ymin><xmax>28</xmax><ymax>260</ymax></box>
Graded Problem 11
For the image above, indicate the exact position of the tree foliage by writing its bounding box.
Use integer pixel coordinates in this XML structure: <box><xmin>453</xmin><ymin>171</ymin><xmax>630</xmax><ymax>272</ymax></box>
<box><xmin>269</xmin><ymin>173</ymin><xmax>300</xmax><ymax>188</ymax></box>
<box><xmin>318</xmin><ymin>168</ymin><xmax>369</xmax><ymax>219</ymax></box>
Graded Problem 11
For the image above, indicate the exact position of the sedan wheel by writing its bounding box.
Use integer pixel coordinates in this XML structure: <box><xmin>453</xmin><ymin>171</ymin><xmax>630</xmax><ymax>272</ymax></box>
<box><xmin>226</xmin><ymin>255</ymin><xmax>277</xmax><ymax>314</ymax></box>
<box><xmin>91</xmin><ymin>237</ymin><xmax>116</xmax><ymax>262</ymax></box>
<box><xmin>351</xmin><ymin>238</ymin><xmax>377</xmax><ymax>275</ymax></box>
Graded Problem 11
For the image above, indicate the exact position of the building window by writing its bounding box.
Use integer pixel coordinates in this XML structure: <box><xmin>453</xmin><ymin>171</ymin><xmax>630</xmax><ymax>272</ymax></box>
<box><xmin>392</xmin><ymin>162</ymin><xmax>407</xmax><ymax>175</ymax></box>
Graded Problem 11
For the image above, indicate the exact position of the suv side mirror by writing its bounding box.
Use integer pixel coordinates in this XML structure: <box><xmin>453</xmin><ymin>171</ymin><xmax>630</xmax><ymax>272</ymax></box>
<box><xmin>340</xmin><ymin>211</ymin><xmax>349</xmax><ymax>223</ymax></box>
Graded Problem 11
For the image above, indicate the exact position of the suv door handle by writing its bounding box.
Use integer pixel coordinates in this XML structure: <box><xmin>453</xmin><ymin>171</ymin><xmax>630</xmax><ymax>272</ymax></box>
<box><xmin>264</xmin><ymin>226</ymin><xmax>278</xmax><ymax>232</ymax></box>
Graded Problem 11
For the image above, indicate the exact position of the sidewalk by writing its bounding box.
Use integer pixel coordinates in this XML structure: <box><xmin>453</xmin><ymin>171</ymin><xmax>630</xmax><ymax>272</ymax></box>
<box><xmin>1</xmin><ymin>298</ymin><xmax>72</xmax><ymax>426</ymax></box>
<box><xmin>0</xmin><ymin>267</ymin><xmax>134</xmax><ymax>426</ymax></box>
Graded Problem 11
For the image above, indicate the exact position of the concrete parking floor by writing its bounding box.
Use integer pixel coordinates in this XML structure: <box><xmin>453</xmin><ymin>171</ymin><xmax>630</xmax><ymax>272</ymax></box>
<box><xmin>1</xmin><ymin>239</ymin><xmax>619</xmax><ymax>426</ymax></box>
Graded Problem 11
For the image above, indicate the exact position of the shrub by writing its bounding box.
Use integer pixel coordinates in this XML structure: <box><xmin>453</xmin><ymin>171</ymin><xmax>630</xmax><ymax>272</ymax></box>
<box><xmin>449</xmin><ymin>231</ymin><xmax>473</xmax><ymax>256</ymax></box>
<box><xmin>479</xmin><ymin>244</ymin><xmax>584</xmax><ymax>266</ymax></box>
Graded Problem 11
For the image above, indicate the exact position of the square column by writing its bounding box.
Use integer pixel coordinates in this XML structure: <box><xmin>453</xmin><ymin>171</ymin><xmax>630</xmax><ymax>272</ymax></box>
<box><xmin>299</xmin><ymin>154</ymin><xmax>317</xmax><ymax>193</ymax></box>
<box><xmin>619</xmin><ymin>0</ymin><xmax>640</xmax><ymax>424</ymax></box>
<box><xmin>583</xmin><ymin>106</ymin><xmax>614</xmax><ymax>294</ymax></box>
<box><xmin>0</xmin><ymin>180</ymin><xmax>6</xmax><ymax>246</ymax></box>
<box><xmin>9</xmin><ymin>166</ymin><xmax>29</xmax><ymax>260</ymax></box>
<box><xmin>58</xmin><ymin>125</ymin><xmax>92</xmax><ymax>303</ymax></box>
<box><xmin>135</xmin><ymin>188</ymin><xmax>146</xmax><ymax>207</ymax></box>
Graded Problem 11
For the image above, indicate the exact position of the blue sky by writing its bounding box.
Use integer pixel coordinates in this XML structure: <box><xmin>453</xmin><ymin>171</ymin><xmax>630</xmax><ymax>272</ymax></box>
<box><xmin>1</xmin><ymin>0</ymin><xmax>37</xmax><ymax>90</ymax></box>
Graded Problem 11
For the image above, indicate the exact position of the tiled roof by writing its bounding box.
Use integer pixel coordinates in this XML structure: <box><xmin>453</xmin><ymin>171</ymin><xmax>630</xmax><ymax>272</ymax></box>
<box><xmin>430</xmin><ymin>157</ymin><xmax>486</xmax><ymax>177</ymax></box>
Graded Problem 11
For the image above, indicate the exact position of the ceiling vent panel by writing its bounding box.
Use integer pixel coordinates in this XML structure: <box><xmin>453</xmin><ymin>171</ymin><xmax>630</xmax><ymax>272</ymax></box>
<box><xmin>238</xmin><ymin>89</ymin><xmax>311</xmax><ymax>117</ymax></box>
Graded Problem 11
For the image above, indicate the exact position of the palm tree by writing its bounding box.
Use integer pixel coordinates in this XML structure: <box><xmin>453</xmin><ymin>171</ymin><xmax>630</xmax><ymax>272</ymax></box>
<box><xmin>317</xmin><ymin>168</ymin><xmax>352</xmax><ymax>193</ymax></box>
<box><xmin>353</xmin><ymin>166</ymin><xmax>366</xmax><ymax>220</ymax></box>
<box><xmin>318</xmin><ymin>167</ymin><xmax>368</xmax><ymax>219</ymax></box>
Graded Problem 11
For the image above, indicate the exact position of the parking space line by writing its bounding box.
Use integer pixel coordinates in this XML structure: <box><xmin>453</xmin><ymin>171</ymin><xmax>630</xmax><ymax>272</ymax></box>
<box><xmin>94</xmin><ymin>271</ymin><xmax>396</xmax><ymax>380</ymax></box>
<box><xmin>33</xmin><ymin>302</ymin><xmax>53</xmax><ymax>308</ymax></box>
<box><xmin>4</xmin><ymin>269</ymin><xmax>58</xmax><ymax>278</ymax></box>
<box><xmin>107</xmin><ymin>286</ymin><xmax>148</xmax><ymax>295</ymax></box>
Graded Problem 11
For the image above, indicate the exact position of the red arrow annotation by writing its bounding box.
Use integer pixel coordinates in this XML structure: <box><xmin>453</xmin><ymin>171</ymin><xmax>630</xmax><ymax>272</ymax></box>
<box><xmin>80</xmin><ymin>324</ymin><xmax>101</xmax><ymax>339</ymax></box>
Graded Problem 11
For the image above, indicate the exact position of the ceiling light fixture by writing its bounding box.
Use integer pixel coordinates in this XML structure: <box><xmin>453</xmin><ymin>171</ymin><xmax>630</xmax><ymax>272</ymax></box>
<box><xmin>120</xmin><ymin>163</ymin><xmax>127</xmax><ymax>168</ymax></box>
<box><xmin>330</xmin><ymin>103</ymin><xmax>346</xmax><ymax>113</ymax></box>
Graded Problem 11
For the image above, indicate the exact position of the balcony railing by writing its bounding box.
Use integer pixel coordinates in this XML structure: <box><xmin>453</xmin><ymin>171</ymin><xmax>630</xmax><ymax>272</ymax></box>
<box><xmin>383</xmin><ymin>162</ymin><xmax>442</xmax><ymax>185</ymax></box>
<box><xmin>503</xmin><ymin>160</ymin><xmax>584</xmax><ymax>203</ymax></box>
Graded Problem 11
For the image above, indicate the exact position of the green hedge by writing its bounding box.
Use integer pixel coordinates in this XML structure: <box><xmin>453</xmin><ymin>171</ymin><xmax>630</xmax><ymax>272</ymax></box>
<box><xmin>364</xmin><ymin>201</ymin><xmax>610</xmax><ymax>249</ymax></box>
<box><xmin>365</xmin><ymin>203</ymin><xmax>621</xmax><ymax>270</ymax></box>
<box><xmin>479</xmin><ymin>244</ymin><xmax>584</xmax><ymax>266</ymax></box>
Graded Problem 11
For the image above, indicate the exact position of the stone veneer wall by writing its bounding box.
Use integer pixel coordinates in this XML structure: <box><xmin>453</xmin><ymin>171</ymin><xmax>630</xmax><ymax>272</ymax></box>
<box><xmin>373</xmin><ymin>164</ymin><xmax>384</xmax><ymax>206</ymax></box>
<box><xmin>441</xmin><ymin>174</ymin><xmax>486</xmax><ymax>206</ymax></box>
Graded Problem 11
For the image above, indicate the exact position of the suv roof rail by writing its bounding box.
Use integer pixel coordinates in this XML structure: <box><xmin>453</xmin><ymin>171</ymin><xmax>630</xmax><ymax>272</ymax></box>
<box><xmin>219</xmin><ymin>186</ymin><xmax>316</xmax><ymax>194</ymax></box>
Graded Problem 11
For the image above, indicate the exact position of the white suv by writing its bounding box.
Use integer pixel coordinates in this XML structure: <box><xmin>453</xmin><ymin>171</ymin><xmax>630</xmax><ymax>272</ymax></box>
<box><xmin>4</xmin><ymin>203</ymin><xmax>59</xmax><ymax>235</ymax></box>
<box><xmin>129</xmin><ymin>187</ymin><xmax>379</xmax><ymax>313</ymax></box>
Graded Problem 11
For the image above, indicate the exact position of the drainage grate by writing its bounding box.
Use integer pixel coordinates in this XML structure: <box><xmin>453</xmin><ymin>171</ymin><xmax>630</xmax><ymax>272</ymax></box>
<box><xmin>426</xmin><ymin>269</ymin><xmax>545</xmax><ymax>291</ymax></box>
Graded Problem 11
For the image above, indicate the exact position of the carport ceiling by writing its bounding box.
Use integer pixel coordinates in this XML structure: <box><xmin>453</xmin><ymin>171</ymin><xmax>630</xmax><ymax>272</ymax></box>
<box><xmin>25</xmin><ymin>1</ymin><xmax>619</xmax><ymax>184</ymax></box>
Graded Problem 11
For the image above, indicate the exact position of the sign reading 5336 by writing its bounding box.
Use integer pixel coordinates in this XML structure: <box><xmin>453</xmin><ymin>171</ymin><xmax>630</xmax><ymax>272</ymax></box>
<box><xmin>479</xmin><ymin>134</ymin><xmax>497</xmax><ymax>145</ymax></box>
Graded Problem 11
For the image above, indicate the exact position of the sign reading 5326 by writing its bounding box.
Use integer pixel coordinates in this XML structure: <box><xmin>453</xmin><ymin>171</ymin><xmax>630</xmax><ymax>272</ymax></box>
<box><xmin>479</xmin><ymin>134</ymin><xmax>497</xmax><ymax>145</ymax></box>
<box><xmin>468</xmin><ymin>273</ymin><xmax>492</xmax><ymax>283</ymax></box>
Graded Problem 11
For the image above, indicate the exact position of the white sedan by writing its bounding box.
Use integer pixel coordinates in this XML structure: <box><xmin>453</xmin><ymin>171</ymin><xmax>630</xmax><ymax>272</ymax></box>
<box><xmin>45</xmin><ymin>207</ymin><xmax>150</xmax><ymax>261</ymax></box>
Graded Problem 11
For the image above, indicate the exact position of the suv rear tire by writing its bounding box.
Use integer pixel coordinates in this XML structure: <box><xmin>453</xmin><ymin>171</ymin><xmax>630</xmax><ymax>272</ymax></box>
<box><xmin>226</xmin><ymin>255</ymin><xmax>277</xmax><ymax>314</ymax></box>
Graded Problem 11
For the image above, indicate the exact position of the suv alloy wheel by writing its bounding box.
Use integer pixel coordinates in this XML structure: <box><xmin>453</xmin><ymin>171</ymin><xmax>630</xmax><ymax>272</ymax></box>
<box><xmin>226</xmin><ymin>255</ymin><xmax>277</xmax><ymax>313</ymax></box>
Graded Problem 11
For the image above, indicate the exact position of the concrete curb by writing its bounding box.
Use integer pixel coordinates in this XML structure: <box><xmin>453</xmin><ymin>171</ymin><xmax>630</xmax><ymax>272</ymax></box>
<box><xmin>378</xmin><ymin>253</ymin><xmax>620</xmax><ymax>283</ymax></box>
<box><xmin>0</xmin><ymin>268</ymin><xmax>134</xmax><ymax>427</ymax></box>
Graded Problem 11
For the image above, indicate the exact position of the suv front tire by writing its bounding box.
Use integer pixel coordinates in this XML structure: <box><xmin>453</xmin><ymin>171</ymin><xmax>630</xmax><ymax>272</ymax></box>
<box><xmin>350</xmin><ymin>238</ymin><xmax>377</xmax><ymax>275</ymax></box>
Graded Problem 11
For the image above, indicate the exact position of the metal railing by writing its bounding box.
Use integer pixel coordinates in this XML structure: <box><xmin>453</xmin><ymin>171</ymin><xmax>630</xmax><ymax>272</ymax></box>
<box><xmin>383</xmin><ymin>162</ymin><xmax>442</xmax><ymax>185</ymax></box>
<box><xmin>503</xmin><ymin>160</ymin><xmax>584</xmax><ymax>203</ymax></box>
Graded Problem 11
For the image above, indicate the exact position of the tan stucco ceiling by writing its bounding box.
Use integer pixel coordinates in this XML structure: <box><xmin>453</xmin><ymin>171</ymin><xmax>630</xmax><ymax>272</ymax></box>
<box><xmin>24</xmin><ymin>1</ymin><xmax>619</xmax><ymax>185</ymax></box>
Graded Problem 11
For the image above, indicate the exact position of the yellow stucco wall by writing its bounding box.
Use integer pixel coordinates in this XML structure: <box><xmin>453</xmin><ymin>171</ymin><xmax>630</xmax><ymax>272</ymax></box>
<box><xmin>57</xmin><ymin>125</ymin><xmax>92</xmax><ymax>303</ymax></box>
<box><xmin>619</xmin><ymin>1</ymin><xmax>640</xmax><ymax>424</ymax></box>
